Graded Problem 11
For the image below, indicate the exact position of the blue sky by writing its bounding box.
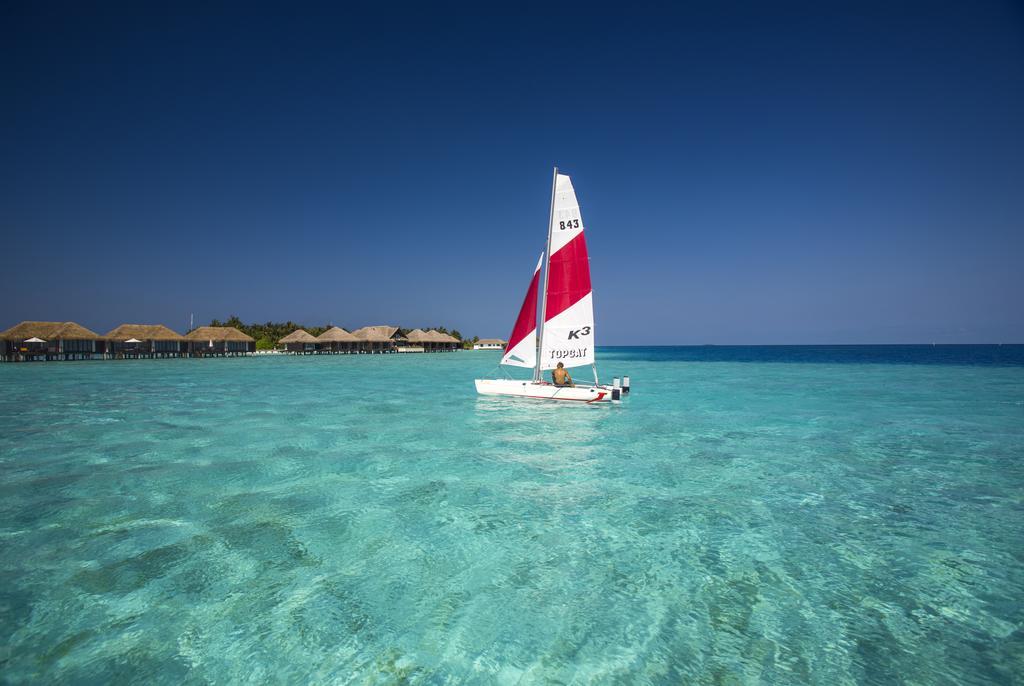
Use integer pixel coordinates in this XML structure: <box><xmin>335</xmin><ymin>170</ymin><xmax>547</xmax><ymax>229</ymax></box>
<box><xmin>2</xmin><ymin>1</ymin><xmax>1022</xmax><ymax>343</ymax></box>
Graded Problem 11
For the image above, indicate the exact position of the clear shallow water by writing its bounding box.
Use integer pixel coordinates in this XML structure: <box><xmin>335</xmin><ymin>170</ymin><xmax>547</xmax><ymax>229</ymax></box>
<box><xmin>1</xmin><ymin>347</ymin><xmax>1022</xmax><ymax>684</ymax></box>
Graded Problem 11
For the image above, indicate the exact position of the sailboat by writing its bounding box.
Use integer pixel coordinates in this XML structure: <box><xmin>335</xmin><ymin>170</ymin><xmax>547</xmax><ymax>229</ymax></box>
<box><xmin>475</xmin><ymin>168</ymin><xmax>624</xmax><ymax>403</ymax></box>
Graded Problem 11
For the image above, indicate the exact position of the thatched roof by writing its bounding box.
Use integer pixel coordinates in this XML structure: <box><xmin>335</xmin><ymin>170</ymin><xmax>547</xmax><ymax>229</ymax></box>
<box><xmin>316</xmin><ymin>327</ymin><xmax>360</xmax><ymax>342</ymax></box>
<box><xmin>403</xmin><ymin>328</ymin><xmax>458</xmax><ymax>344</ymax></box>
<box><xmin>352</xmin><ymin>325</ymin><xmax>400</xmax><ymax>342</ymax></box>
<box><xmin>184</xmin><ymin>326</ymin><xmax>254</xmax><ymax>342</ymax></box>
<box><xmin>404</xmin><ymin>328</ymin><xmax>431</xmax><ymax>343</ymax></box>
<box><xmin>278</xmin><ymin>329</ymin><xmax>318</xmax><ymax>344</ymax></box>
<box><xmin>423</xmin><ymin>329</ymin><xmax>445</xmax><ymax>343</ymax></box>
<box><xmin>476</xmin><ymin>338</ymin><xmax>506</xmax><ymax>345</ymax></box>
<box><xmin>0</xmin><ymin>321</ymin><xmax>100</xmax><ymax>341</ymax></box>
<box><xmin>426</xmin><ymin>330</ymin><xmax>460</xmax><ymax>343</ymax></box>
<box><xmin>105</xmin><ymin>324</ymin><xmax>184</xmax><ymax>341</ymax></box>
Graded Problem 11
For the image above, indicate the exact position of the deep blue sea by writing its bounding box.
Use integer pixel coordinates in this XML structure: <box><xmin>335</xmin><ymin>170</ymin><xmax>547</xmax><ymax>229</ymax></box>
<box><xmin>1</xmin><ymin>346</ymin><xmax>1022</xmax><ymax>684</ymax></box>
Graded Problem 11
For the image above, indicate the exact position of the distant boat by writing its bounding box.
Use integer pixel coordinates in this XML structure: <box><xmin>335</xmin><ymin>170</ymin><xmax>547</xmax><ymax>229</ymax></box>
<box><xmin>475</xmin><ymin>169</ymin><xmax>623</xmax><ymax>403</ymax></box>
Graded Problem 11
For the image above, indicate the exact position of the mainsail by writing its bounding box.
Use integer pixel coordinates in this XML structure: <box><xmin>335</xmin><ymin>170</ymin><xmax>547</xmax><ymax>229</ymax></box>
<box><xmin>539</xmin><ymin>173</ymin><xmax>595</xmax><ymax>370</ymax></box>
<box><xmin>501</xmin><ymin>252</ymin><xmax>543</xmax><ymax>368</ymax></box>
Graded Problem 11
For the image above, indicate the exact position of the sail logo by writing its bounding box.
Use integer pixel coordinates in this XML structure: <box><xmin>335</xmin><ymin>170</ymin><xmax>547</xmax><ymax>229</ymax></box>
<box><xmin>550</xmin><ymin>347</ymin><xmax>588</xmax><ymax>360</ymax></box>
<box><xmin>567</xmin><ymin>326</ymin><xmax>591</xmax><ymax>340</ymax></box>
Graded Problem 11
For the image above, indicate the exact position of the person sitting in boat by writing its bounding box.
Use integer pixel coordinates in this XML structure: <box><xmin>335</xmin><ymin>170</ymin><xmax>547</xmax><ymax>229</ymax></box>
<box><xmin>552</xmin><ymin>362</ymin><xmax>574</xmax><ymax>387</ymax></box>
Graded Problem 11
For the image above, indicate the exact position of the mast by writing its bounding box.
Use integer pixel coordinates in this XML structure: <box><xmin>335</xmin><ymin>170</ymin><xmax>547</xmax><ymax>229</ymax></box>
<box><xmin>535</xmin><ymin>166</ymin><xmax>558</xmax><ymax>382</ymax></box>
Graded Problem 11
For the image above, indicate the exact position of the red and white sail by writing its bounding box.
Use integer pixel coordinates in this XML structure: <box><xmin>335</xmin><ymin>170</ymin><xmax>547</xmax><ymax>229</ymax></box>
<box><xmin>501</xmin><ymin>252</ymin><xmax>543</xmax><ymax>368</ymax></box>
<box><xmin>540</xmin><ymin>173</ymin><xmax>595</xmax><ymax>370</ymax></box>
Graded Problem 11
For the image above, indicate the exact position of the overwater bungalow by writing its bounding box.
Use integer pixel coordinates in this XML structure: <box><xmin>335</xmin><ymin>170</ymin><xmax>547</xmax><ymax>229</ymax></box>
<box><xmin>404</xmin><ymin>329</ymin><xmax>459</xmax><ymax>352</ymax></box>
<box><xmin>427</xmin><ymin>330</ymin><xmax>461</xmax><ymax>351</ymax></box>
<box><xmin>403</xmin><ymin>329</ymin><xmax>434</xmax><ymax>351</ymax></box>
<box><xmin>1</xmin><ymin>321</ymin><xmax>102</xmax><ymax>361</ymax></box>
<box><xmin>278</xmin><ymin>329</ymin><xmax>318</xmax><ymax>354</ymax></box>
<box><xmin>443</xmin><ymin>331</ymin><xmax>461</xmax><ymax>350</ymax></box>
<box><xmin>184</xmin><ymin>326</ymin><xmax>255</xmax><ymax>356</ymax></box>
<box><xmin>106</xmin><ymin>324</ymin><xmax>185</xmax><ymax>358</ymax></box>
<box><xmin>351</xmin><ymin>326</ymin><xmax>404</xmax><ymax>353</ymax></box>
<box><xmin>316</xmin><ymin>327</ymin><xmax>361</xmax><ymax>354</ymax></box>
<box><xmin>474</xmin><ymin>338</ymin><xmax>506</xmax><ymax>350</ymax></box>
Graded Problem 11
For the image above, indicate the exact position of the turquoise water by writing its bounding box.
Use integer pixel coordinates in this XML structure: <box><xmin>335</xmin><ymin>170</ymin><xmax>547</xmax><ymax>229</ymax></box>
<box><xmin>1</xmin><ymin>347</ymin><xmax>1022</xmax><ymax>684</ymax></box>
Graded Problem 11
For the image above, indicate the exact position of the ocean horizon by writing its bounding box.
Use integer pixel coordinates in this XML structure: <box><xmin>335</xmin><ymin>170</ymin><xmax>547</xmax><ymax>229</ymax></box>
<box><xmin>1</xmin><ymin>345</ymin><xmax>1021</xmax><ymax>682</ymax></box>
<box><xmin>602</xmin><ymin>344</ymin><xmax>1024</xmax><ymax>365</ymax></box>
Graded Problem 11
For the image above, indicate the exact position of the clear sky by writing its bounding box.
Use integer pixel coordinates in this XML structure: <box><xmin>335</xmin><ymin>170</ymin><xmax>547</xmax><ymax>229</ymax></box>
<box><xmin>2</xmin><ymin>1</ymin><xmax>1022</xmax><ymax>343</ymax></box>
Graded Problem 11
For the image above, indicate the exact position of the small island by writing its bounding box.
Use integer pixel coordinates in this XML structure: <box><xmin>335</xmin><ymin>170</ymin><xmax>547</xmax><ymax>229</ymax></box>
<box><xmin>1</xmin><ymin>316</ymin><xmax>500</xmax><ymax>362</ymax></box>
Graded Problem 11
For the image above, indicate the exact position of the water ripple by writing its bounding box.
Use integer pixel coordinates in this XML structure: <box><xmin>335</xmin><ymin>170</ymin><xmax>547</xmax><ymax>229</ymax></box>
<box><xmin>0</xmin><ymin>352</ymin><xmax>1021</xmax><ymax>683</ymax></box>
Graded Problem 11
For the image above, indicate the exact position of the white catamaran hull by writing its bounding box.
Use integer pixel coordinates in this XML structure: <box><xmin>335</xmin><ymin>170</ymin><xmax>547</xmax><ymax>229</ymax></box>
<box><xmin>475</xmin><ymin>379</ymin><xmax>612</xmax><ymax>403</ymax></box>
